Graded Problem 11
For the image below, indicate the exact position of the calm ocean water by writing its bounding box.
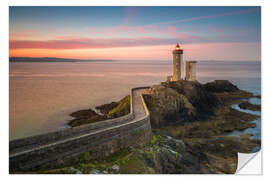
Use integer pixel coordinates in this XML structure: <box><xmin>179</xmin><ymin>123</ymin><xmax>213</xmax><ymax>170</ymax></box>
<box><xmin>9</xmin><ymin>60</ymin><xmax>261</xmax><ymax>140</ymax></box>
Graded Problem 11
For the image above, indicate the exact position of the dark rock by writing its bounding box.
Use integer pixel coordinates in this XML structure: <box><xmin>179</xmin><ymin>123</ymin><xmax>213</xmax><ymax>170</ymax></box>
<box><xmin>70</xmin><ymin>109</ymin><xmax>98</xmax><ymax>118</ymax></box>
<box><xmin>148</xmin><ymin>135</ymin><xmax>211</xmax><ymax>174</ymax></box>
<box><xmin>239</xmin><ymin>101</ymin><xmax>261</xmax><ymax>111</ymax></box>
<box><xmin>144</xmin><ymin>80</ymin><xmax>221</xmax><ymax>128</ymax></box>
<box><xmin>203</xmin><ymin>80</ymin><xmax>239</xmax><ymax>93</ymax></box>
<box><xmin>96</xmin><ymin>102</ymin><xmax>119</xmax><ymax>115</ymax></box>
<box><xmin>68</xmin><ymin>109</ymin><xmax>107</xmax><ymax>127</ymax></box>
<box><xmin>68</xmin><ymin>95</ymin><xmax>130</xmax><ymax>127</ymax></box>
<box><xmin>143</xmin><ymin>84</ymin><xmax>196</xmax><ymax>127</ymax></box>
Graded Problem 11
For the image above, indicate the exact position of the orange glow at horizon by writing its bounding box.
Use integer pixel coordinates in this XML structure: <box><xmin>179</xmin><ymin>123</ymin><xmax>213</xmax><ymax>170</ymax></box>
<box><xmin>9</xmin><ymin>42</ymin><xmax>261</xmax><ymax>61</ymax></box>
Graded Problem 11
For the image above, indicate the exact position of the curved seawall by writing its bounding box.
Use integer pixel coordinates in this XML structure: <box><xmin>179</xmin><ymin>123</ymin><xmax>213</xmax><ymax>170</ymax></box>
<box><xmin>9</xmin><ymin>87</ymin><xmax>152</xmax><ymax>172</ymax></box>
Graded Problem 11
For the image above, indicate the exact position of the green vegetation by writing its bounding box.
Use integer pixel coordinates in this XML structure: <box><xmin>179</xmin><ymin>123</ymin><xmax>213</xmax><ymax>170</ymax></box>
<box><xmin>119</xmin><ymin>153</ymin><xmax>148</xmax><ymax>174</ymax></box>
<box><xmin>107</xmin><ymin>95</ymin><xmax>130</xmax><ymax>118</ymax></box>
<box><xmin>150</xmin><ymin>134</ymin><xmax>162</xmax><ymax>145</ymax></box>
<box><xmin>68</xmin><ymin>95</ymin><xmax>130</xmax><ymax>127</ymax></box>
<box><xmin>75</xmin><ymin>148</ymin><xmax>132</xmax><ymax>173</ymax></box>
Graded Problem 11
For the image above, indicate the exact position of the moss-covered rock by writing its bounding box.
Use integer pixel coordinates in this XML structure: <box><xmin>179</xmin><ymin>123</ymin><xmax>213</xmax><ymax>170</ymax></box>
<box><xmin>96</xmin><ymin>102</ymin><xmax>119</xmax><ymax>115</ymax></box>
<box><xmin>68</xmin><ymin>95</ymin><xmax>130</xmax><ymax>127</ymax></box>
<box><xmin>106</xmin><ymin>95</ymin><xmax>130</xmax><ymax>118</ymax></box>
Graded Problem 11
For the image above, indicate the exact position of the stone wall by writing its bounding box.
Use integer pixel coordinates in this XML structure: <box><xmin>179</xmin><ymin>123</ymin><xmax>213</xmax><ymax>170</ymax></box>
<box><xmin>9</xmin><ymin>87</ymin><xmax>152</xmax><ymax>172</ymax></box>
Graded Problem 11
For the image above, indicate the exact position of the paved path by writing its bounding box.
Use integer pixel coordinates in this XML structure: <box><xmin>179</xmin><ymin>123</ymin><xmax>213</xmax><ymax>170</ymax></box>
<box><xmin>10</xmin><ymin>88</ymin><xmax>149</xmax><ymax>158</ymax></box>
<box><xmin>133</xmin><ymin>88</ymin><xmax>148</xmax><ymax>119</ymax></box>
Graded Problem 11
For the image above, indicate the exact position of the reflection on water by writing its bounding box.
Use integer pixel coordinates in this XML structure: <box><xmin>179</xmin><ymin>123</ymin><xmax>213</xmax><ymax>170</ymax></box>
<box><xmin>227</xmin><ymin>102</ymin><xmax>261</xmax><ymax>153</ymax></box>
<box><xmin>249</xmin><ymin>97</ymin><xmax>261</xmax><ymax>105</ymax></box>
<box><xmin>9</xmin><ymin>60</ymin><xmax>261</xmax><ymax>140</ymax></box>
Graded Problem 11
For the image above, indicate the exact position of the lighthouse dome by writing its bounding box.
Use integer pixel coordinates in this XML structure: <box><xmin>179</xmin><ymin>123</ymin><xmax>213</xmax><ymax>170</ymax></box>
<box><xmin>175</xmin><ymin>43</ymin><xmax>181</xmax><ymax>50</ymax></box>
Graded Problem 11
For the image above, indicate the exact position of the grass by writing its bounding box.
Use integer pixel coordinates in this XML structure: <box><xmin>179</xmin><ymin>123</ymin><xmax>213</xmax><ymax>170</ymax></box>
<box><xmin>107</xmin><ymin>96</ymin><xmax>130</xmax><ymax>118</ymax></box>
<box><xmin>73</xmin><ymin>148</ymin><xmax>132</xmax><ymax>173</ymax></box>
<box><xmin>119</xmin><ymin>153</ymin><xmax>147</xmax><ymax>174</ymax></box>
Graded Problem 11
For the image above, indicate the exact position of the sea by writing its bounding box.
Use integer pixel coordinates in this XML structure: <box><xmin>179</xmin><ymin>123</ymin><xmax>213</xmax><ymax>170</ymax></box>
<box><xmin>9</xmin><ymin>60</ymin><xmax>261</xmax><ymax>141</ymax></box>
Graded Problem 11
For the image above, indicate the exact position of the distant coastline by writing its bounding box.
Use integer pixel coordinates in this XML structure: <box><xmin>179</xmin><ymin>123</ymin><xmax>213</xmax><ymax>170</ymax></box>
<box><xmin>9</xmin><ymin>57</ymin><xmax>115</xmax><ymax>63</ymax></box>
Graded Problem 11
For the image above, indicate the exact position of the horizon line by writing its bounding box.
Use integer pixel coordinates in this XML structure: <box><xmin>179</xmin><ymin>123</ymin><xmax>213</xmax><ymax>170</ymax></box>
<box><xmin>9</xmin><ymin>56</ymin><xmax>261</xmax><ymax>62</ymax></box>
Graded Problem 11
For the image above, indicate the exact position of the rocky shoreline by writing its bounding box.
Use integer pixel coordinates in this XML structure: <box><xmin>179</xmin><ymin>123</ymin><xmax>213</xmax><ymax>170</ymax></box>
<box><xmin>37</xmin><ymin>80</ymin><xmax>261</xmax><ymax>174</ymax></box>
<box><xmin>68</xmin><ymin>95</ymin><xmax>130</xmax><ymax>127</ymax></box>
<box><xmin>239</xmin><ymin>101</ymin><xmax>261</xmax><ymax>111</ymax></box>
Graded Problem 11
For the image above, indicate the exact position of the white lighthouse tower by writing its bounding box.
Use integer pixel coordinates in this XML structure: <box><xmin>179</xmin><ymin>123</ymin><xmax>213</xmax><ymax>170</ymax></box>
<box><xmin>167</xmin><ymin>43</ymin><xmax>198</xmax><ymax>82</ymax></box>
<box><xmin>172</xmin><ymin>43</ymin><xmax>183</xmax><ymax>81</ymax></box>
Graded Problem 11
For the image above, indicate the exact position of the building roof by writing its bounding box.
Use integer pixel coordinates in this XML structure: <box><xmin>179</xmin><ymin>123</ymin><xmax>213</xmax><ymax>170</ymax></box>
<box><xmin>175</xmin><ymin>43</ymin><xmax>183</xmax><ymax>51</ymax></box>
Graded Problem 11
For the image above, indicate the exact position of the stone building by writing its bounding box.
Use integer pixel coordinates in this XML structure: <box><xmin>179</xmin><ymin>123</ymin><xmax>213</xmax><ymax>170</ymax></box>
<box><xmin>184</xmin><ymin>61</ymin><xmax>197</xmax><ymax>81</ymax></box>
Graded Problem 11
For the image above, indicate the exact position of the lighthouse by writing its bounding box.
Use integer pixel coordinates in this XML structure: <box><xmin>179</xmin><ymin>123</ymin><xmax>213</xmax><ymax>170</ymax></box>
<box><xmin>167</xmin><ymin>43</ymin><xmax>198</xmax><ymax>82</ymax></box>
<box><xmin>172</xmin><ymin>43</ymin><xmax>183</xmax><ymax>81</ymax></box>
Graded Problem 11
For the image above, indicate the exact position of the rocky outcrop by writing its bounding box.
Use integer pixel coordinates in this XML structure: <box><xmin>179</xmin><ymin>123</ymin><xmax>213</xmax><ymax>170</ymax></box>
<box><xmin>96</xmin><ymin>102</ymin><xmax>119</xmax><ymax>115</ymax></box>
<box><xmin>68</xmin><ymin>95</ymin><xmax>130</xmax><ymax>127</ymax></box>
<box><xmin>203</xmin><ymin>80</ymin><xmax>239</xmax><ymax>93</ymax></box>
<box><xmin>68</xmin><ymin>109</ymin><xmax>106</xmax><ymax>127</ymax></box>
<box><xmin>239</xmin><ymin>101</ymin><xmax>261</xmax><ymax>111</ymax></box>
<box><xmin>143</xmin><ymin>80</ymin><xmax>221</xmax><ymax>128</ymax></box>
<box><xmin>106</xmin><ymin>95</ymin><xmax>130</xmax><ymax>118</ymax></box>
<box><xmin>143</xmin><ymin>85</ymin><xmax>196</xmax><ymax>127</ymax></box>
<box><xmin>152</xmin><ymin>135</ymin><xmax>207</xmax><ymax>174</ymax></box>
<box><xmin>143</xmin><ymin>80</ymin><xmax>258</xmax><ymax>129</ymax></box>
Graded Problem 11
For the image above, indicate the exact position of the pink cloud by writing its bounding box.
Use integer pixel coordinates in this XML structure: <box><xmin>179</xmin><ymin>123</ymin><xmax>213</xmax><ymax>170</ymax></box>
<box><xmin>136</xmin><ymin>27</ymin><xmax>147</xmax><ymax>34</ymax></box>
<box><xmin>9</xmin><ymin>37</ymin><xmax>178</xmax><ymax>49</ymax></box>
<box><xmin>86</xmin><ymin>25</ymin><xmax>133</xmax><ymax>36</ymax></box>
<box><xmin>9</xmin><ymin>29</ymin><xmax>41</xmax><ymax>40</ymax></box>
<box><xmin>134</xmin><ymin>24</ymin><xmax>201</xmax><ymax>41</ymax></box>
<box><xmin>167</xmin><ymin>26</ymin><xmax>177</xmax><ymax>32</ymax></box>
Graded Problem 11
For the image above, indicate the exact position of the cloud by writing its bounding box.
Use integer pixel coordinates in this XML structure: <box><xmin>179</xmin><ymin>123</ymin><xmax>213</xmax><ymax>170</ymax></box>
<box><xmin>10</xmin><ymin>8</ymin><xmax>260</xmax><ymax>50</ymax></box>
<box><xmin>10</xmin><ymin>37</ymin><xmax>179</xmax><ymax>49</ymax></box>
<box><xmin>151</xmin><ymin>8</ymin><xmax>260</xmax><ymax>26</ymax></box>
<box><xmin>86</xmin><ymin>25</ymin><xmax>132</xmax><ymax>36</ymax></box>
<box><xmin>10</xmin><ymin>31</ymin><xmax>259</xmax><ymax>50</ymax></box>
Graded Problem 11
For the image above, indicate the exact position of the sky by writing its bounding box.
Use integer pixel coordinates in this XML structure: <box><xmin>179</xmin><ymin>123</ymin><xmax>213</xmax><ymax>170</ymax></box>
<box><xmin>9</xmin><ymin>6</ymin><xmax>261</xmax><ymax>61</ymax></box>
